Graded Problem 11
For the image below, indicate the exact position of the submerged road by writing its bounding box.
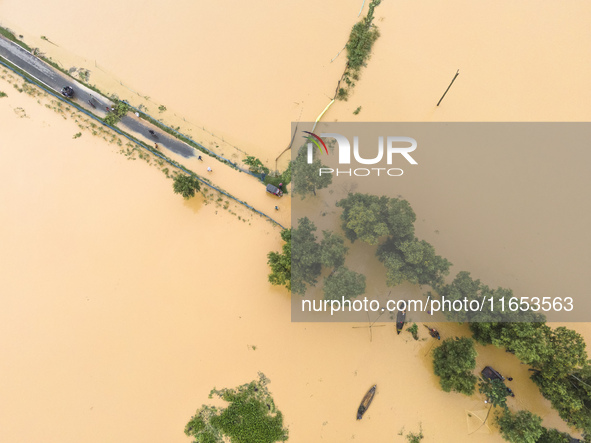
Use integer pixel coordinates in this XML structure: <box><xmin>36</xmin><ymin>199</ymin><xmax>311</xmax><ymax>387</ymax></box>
<box><xmin>0</xmin><ymin>35</ymin><xmax>287</xmax><ymax>228</ymax></box>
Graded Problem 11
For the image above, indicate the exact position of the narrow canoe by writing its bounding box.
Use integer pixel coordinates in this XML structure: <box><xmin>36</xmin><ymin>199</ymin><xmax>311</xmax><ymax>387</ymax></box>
<box><xmin>357</xmin><ymin>385</ymin><xmax>377</xmax><ymax>420</ymax></box>
<box><xmin>396</xmin><ymin>309</ymin><xmax>406</xmax><ymax>335</ymax></box>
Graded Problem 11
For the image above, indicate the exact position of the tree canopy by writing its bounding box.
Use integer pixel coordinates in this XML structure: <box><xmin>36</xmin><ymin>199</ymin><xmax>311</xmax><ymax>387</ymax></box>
<box><xmin>319</xmin><ymin>231</ymin><xmax>348</xmax><ymax>269</ymax></box>
<box><xmin>377</xmin><ymin>237</ymin><xmax>451</xmax><ymax>288</ymax></box>
<box><xmin>323</xmin><ymin>267</ymin><xmax>366</xmax><ymax>301</ymax></box>
<box><xmin>336</xmin><ymin>193</ymin><xmax>415</xmax><ymax>245</ymax></box>
<box><xmin>290</xmin><ymin>217</ymin><xmax>322</xmax><ymax>295</ymax></box>
<box><xmin>173</xmin><ymin>174</ymin><xmax>201</xmax><ymax>199</ymax></box>
<box><xmin>479</xmin><ymin>378</ymin><xmax>509</xmax><ymax>410</ymax></box>
<box><xmin>432</xmin><ymin>337</ymin><xmax>477</xmax><ymax>395</ymax></box>
<box><xmin>267</xmin><ymin>229</ymin><xmax>291</xmax><ymax>291</ymax></box>
<box><xmin>185</xmin><ymin>373</ymin><xmax>288</xmax><ymax>443</ymax></box>
<box><xmin>291</xmin><ymin>146</ymin><xmax>332</xmax><ymax>198</ymax></box>
<box><xmin>495</xmin><ymin>409</ymin><xmax>543</xmax><ymax>443</ymax></box>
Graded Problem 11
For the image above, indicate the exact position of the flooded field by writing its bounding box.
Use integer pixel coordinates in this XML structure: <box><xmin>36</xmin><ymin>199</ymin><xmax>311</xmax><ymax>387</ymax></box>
<box><xmin>1</xmin><ymin>1</ymin><xmax>590</xmax><ymax>442</ymax></box>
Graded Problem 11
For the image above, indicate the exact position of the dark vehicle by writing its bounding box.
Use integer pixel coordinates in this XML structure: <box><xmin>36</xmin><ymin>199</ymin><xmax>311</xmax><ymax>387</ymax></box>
<box><xmin>61</xmin><ymin>86</ymin><xmax>74</xmax><ymax>98</ymax></box>
<box><xmin>87</xmin><ymin>96</ymin><xmax>98</xmax><ymax>108</ymax></box>
<box><xmin>266</xmin><ymin>184</ymin><xmax>283</xmax><ymax>197</ymax></box>
<box><xmin>357</xmin><ymin>385</ymin><xmax>376</xmax><ymax>420</ymax></box>
<box><xmin>481</xmin><ymin>366</ymin><xmax>505</xmax><ymax>381</ymax></box>
<box><xmin>396</xmin><ymin>308</ymin><xmax>406</xmax><ymax>335</ymax></box>
<box><xmin>424</xmin><ymin>325</ymin><xmax>441</xmax><ymax>340</ymax></box>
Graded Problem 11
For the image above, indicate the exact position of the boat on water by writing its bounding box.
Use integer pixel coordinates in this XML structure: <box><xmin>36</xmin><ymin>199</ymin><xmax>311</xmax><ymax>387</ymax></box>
<box><xmin>357</xmin><ymin>385</ymin><xmax>377</xmax><ymax>420</ymax></box>
<box><xmin>424</xmin><ymin>324</ymin><xmax>441</xmax><ymax>340</ymax></box>
<box><xmin>396</xmin><ymin>308</ymin><xmax>406</xmax><ymax>334</ymax></box>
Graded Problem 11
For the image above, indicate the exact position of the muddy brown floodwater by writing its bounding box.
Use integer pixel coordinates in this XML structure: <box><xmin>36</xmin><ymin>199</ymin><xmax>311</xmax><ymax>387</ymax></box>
<box><xmin>1</xmin><ymin>0</ymin><xmax>590</xmax><ymax>442</ymax></box>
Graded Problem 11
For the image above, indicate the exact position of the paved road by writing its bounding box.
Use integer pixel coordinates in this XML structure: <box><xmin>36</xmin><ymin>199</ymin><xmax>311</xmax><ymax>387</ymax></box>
<box><xmin>0</xmin><ymin>36</ymin><xmax>194</xmax><ymax>158</ymax></box>
<box><xmin>0</xmin><ymin>35</ymin><xmax>289</xmax><ymax>228</ymax></box>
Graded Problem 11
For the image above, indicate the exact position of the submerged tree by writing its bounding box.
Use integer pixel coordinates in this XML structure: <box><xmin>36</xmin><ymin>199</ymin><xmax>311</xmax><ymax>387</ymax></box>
<box><xmin>336</xmin><ymin>193</ymin><xmax>415</xmax><ymax>245</ymax></box>
<box><xmin>319</xmin><ymin>231</ymin><xmax>348</xmax><ymax>269</ymax></box>
<box><xmin>290</xmin><ymin>217</ymin><xmax>322</xmax><ymax>295</ymax></box>
<box><xmin>432</xmin><ymin>337</ymin><xmax>477</xmax><ymax>395</ymax></box>
<box><xmin>495</xmin><ymin>409</ymin><xmax>543</xmax><ymax>443</ymax></box>
<box><xmin>323</xmin><ymin>267</ymin><xmax>366</xmax><ymax>301</ymax></box>
<box><xmin>173</xmin><ymin>173</ymin><xmax>201</xmax><ymax>199</ymax></box>
<box><xmin>291</xmin><ymin>146</ymin><xmax>332</xmax><ymax>199</ymax></box>
<box><xmin>267</xmin><ymin>228</ymin><xmax>291</xmax><ymax>291</ymax></box>
<box><xmin>377</xmin><ymin>237</ymin><xmax>451</xmax><ymax>288</ymax></box>
<box><xmin>478</xmin><ymin>378</ymin><xmax>509</xmax><ymax>410</ymax></box>
<box><xmin>184</xmin><ymin>373</ymin><xmax>288</xmax><ymax>443</ymax></box>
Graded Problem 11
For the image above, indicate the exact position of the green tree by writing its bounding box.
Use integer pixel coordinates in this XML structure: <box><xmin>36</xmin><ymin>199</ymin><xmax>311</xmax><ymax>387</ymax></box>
<box><xmin>536</xmin><ymin>427</ymin><xmax>572</xmax><ymax>443</ymax></box>
<box><xmin>319</xmin><ymin>231</ymin><xmax>348</xmax><ymax>269</ymax></box>
<box><xmin>531</xmin><ymin>362</ymin><xmax>591</xmax><ymax>434</ymax></box>
<box><xmin>243</xmin><ymin>156</ymin><xmax>270</xmax><ymax>175</ymax></box>
<box><xmin>173</xmin><ymin>174</ymin><xmax>201</xmax><ymax>199</ymax></box>
<box><xmin>432</xmin><ymin>337</ymin><xmax>477</xmax><ymax>395</ymax></box>
<box><xmin>377</xmin><ymin>237</ymin><xmax>451</xmax><ymax>288</ymax></box>
<box><xmin>291</xmin><ymin>146</ymin><xmax>332</xmax><ymax>198</ymax></box>
<box><xmin>267</xmin><ymin>229</ymin><xmax>291</xmax><ymax>291</ymax></box>
<box><xmin>336</xmin><ymin>193</ymin><xmax>415</xmax><ymax>244</ymax></box>
<box><xmin>495</xmin><ymin>409</ymin><xmax>543</xmax><ymax>443</ymax></box>
<box><xmin>323</xmin><ymin>267</ymin><xmax>366</xmax><ymax>301</ymax></box>
<box><xmin>184</xmin><ymin>373</ymin><xmax>288</xmax><ymax>443</ymax></box>
<box><xmin>291</xmin><ymin>217</ymin><xmax>321</xmax><ymax>295</ymax></box>
<box><xmin>478</xmin><ymin>378</ymin><xmax>509</xmax><ymax>410</ymax></box>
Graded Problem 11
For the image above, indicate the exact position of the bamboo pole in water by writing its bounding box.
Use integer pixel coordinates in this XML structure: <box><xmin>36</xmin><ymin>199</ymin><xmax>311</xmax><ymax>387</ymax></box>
<box><xmin>312</xmin><ymin>99</ymin><xmax>335</xmax><ymax>132</ymax></box>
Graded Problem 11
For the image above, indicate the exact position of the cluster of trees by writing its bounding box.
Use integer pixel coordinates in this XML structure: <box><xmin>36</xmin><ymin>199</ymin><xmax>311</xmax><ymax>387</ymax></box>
<box><xmin>267</xmin><ymin>217</ymin><xmax>365</xmax><ymax>300</ymax></box>
<box><xmin>184</xmin><ymin>373</ymin><xmax>288</xmax><ymax>443</ymax></box>
<box><xmin>472</xmin><ymin>321</ymin><xmax>591</xmax><ymax>436</ymax></box>
<box><xmin>337</xmin><ymin>193</ymin><xmax>451</xmax><ymax>288</ymax></box>
<box><xmin>495</xmin><ymin>408</ymin><xmax>590</xmax><ymax>443</ymax></box>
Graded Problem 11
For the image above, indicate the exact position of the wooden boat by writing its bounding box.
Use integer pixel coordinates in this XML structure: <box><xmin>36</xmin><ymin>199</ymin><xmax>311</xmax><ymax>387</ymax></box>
<box><xmin>396</xmin><ymin>308</ymin><xmax>406</xmax><ymax>335</ymax></box>
<box><xmin>424</xmin><ymin>324</ymin><xmax>441</xmax><ymax>340</ymax></box>
<box><xmin>357</xmin><ymin>385</ymin><xmax>377</xmax><ymax>420</ymax></box>
<box><xmin>481</xmin><ymin>366</ymin><xmax>505</xmax><ymax>381</ymax></box>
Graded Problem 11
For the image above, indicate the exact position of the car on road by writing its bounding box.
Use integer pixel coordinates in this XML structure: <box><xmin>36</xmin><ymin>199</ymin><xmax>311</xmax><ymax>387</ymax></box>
<box><xmin>61</xmin><ymin>86</ymin><xmax>74</xmax><ymax>98</ymax></box>
<box><xmin>266</xmin><ymin>184</ymin><xmax>283</xmax><ymax>197</ymax></box>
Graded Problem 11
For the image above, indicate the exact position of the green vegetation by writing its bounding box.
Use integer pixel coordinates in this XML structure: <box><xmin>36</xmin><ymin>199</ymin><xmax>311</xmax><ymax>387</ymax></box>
<box><xmin>432</xmin><ymin>337</ymin><xmax>477</xmax><ymax>395</ymax></box>
<box><xmin>184</xmin><ymin>373</ymin><xmax>288</xmax><ymax>443</ymax></box>
<box><xmin>158</xmin><ymin>105</ymin><xmax>167</xmax><ymax>113</ymax></box>
<box><xmin>323</xmin><ymin>267</ymin><xmax>366</xmax><ymax>301</ymax></box>
<box><xmin>243</xmin><ymin>156</ymin><xmax>270</xmax><ymax>175</ymax></box>
<box><xmin>536</xmin><ymin>427</ymin><xmax>574</xmax><ymax>443</ymax></box>
<box><xmin>0</xmin><ymin>91</ymin><xmax>7</xmax><ymax>98</ymax></box>
<box><xmin>291</xmin><ymin>146</ymin><xmax>332</xmax><ymax>198</ymax></box>
<box><xmin>495</xmin><ymin>409</ymin><xmax>543</xmax><ymax>443</ymax></box>
<box><xmin>72</xmin><ymin>132</ymin><xmax>82</xmax><ymax>139</ymax></box>
<box><xmin>0</xmin><ymin>26</ymin><xmax>33</xmax><ymax>52</ymax></box>
<box><xmin>173</xmin><ymin>174</ymin><xmax>201</xmax><ymax>199</ymax></box>
<box><xmin>479</xmin><ymin>378</ymin><xmax>509</xmax><ymax>410</ymax></box>
<box><xmin>353</xmin><ymin>106</ymin><xmax>362</xmax><ymax>115</ymax></box>
<box><xmin>337</xmin><ymin>0</ymin><xmax>382</xmax><ymax>100</ymax></box>
<box><xmin>336</xmin><ymin>193</ymin><xmax>416</xmax><ymax>245</ymax></box>
<box><xmin>405</xmin><ymin>425</ymin><xmax>424</xmax><ymax>443</ymax></box>
<box><xmin>290</xmin><ymin>217</ymin><xmax>322</xmax><ymax>295</ymax></box>
<box><xmin>103</xmin><ymin>100</ymin><xmax>129</xmax><ymax>126</ymax></box>
<box><xmin>406</xmin><ymin>323</ymin><xmax>419</xmax><ymax>340</ymax></box>
<box><xmin>267</xmin><ymin>229</ymin><xmax>291</xmax><ymax>291</ymax></box>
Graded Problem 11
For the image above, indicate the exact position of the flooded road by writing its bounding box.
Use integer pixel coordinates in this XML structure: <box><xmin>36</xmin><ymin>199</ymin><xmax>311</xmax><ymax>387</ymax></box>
<box><xmin>1</xmin><ymin>0</ymin><xmax>590</xmax><ymax>441</ymax></box>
